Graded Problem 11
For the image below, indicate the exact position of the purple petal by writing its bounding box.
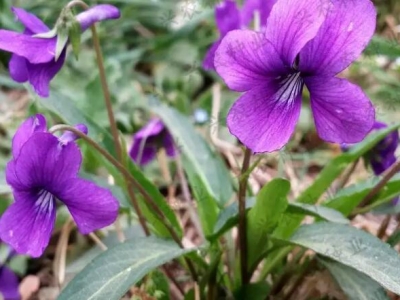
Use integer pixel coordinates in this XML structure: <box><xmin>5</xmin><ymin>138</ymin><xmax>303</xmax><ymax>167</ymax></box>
<box><xmin>59</xmin><ymin>124</ymin><xmax>89</xmax><ymax>145</ymax></box>
<box><xmin>0</xmin><ymin>192</ymin><xmax>56</xmax><ymax>257</ymax></box>
<box><xmin>163</xmin><ymin>132</ymin><xmax>177</xmax><ymax>157</ymax></box>
<box><xmin>373</xmin><ymin>121</ymin><xmax>386</xmax><ymax>130</ymax></box>
<box><xmin>264</xmin><ymin>0</ymin><xmax>330</xmax><ymax>66</ymax></box>
<box><xmin>0</xmin><ymin>266</ymin><xmax>20</xmax><ymax>300</ymax></box>
<box><xmin>5</xmin><ymin>161</ymin><xmax>26</xmax><ymax>192</ymax></box>
<box><xmin>241</xmin><ymin>0</ymin><xmax>260</xmax><ymax>26</ymax></box>
<box><xmin>26</xmin><ymin>49</ymin><xmax>66</xmax><ymax>98</ymax></box>
<box><xmin>9</xmin><ymin>54</ymin><xmax>29</xmax><ymax>83</ymax></box>
<box><xmin>371</xmin><ymin>122</ymin><xmax>399</xmax><ymax>154</ymax></box>
<box><xmin>12</xmin><ymin>133</ymin><xmax>82</xmax><ymax>191</ymax></box>
<box><xmin>57</xmin><ymin>179</ymin><xmax>119</xmax><ymax>234</ymax></box>
<box><xmin>215</xmin><ymin>0</ymin><xmax>241</xmax><ymax>35</ymax></box>
<box><xmin>214</xmin><ymin>29</ymin><xmax>287</xmax><ymax>92</ymax></box>
<box><xmin>241</xmin><ymin>0</ymin><xmax>278</xmax><ymax>26</ymax></box>
<box><xmin>203</xmin><ymin>40</ymin><xmax>221</xmax><ymax>71</ymax></box>
<box><xmin>76</xmin><ymin>4</ymin><xmax>121</xmax><ymax>32</ymax></box>
<box><xmin>227</xmin><ymin>77</ymin><xmax>303</xmax><ymax>153</ymax></box>
<box><xmin>0</xmin><ymin>30</ymin><xmax>55</xmax><ymax>64</ymax></box>
<box><xmin>306</xmin><ymin>76</ymin><xmax>375</xmax><ymax>143</ymax></box>
<box><xmin>12</xmin><ymin>114</ymin><xmax>47</xmax><ymax>159</ymax></box>
<box><xmin>134</xmin><ymin>119</ymin><xmax>165</xmax><ymax>139</ymax></box>
<box><xmin>129</xmin><ymin>119</ymin><xmax>166</xmax><ymax>165</ymax></box>
<box><xmin>11</xmin><ymin>7</ymin><xmax>49</xmax><ymax>34</ymax></box>
<box><xmin>129</xmin><ymin>138</ymin><xmax>158</xmax><ymax>166</ymax></box>
<box><xmin>377</xmin><ymin>132</ymin><xmax>399</xmax><ymax>154</ymax></box>
<box><xmin>299</xmin><ymin>0</ymin><xmax>376</xmax><ymax>76</ymax></box>
<box><xmin>370</xmin><ymin>153</ymin><xmax>396</xmax><ymax>176</ymax></box>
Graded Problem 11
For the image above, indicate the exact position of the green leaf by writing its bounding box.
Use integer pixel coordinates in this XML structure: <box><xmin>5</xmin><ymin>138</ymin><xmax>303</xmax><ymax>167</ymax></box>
<box><xmin>324</xmin><ymin>174</ymin><xmax>400</xmax><ymax>216</ymax></box>
<box><xmin>66</xmin><ymin>227</ymin><xmax>145</xmax><ymax>276</ymax></box>
<box><xmin>184</xmin><ymin>166</ymin><xmax>219</xmax><ymax>235</ymax></box>
<box><xmin>247</xmin><ymin>179</ymin><xmax>289</xmax><ymax>268</ymax></box>
<box><xmin>59</xmin><ymin>237</ymin><xmax>195</xmax><ymax>300</ymax></box>
<box><xmin>127</xmin><ymin>160</ymin><xmax>183</xmax><ymax>238</ymax></box>
<box><xmin>210</xmin><ymin>198</ymin><xmax>256</xmax><ymax>241</ymax></box>
<box><xmin>387</xmin><ymin>230</ymin><xmax>400</xmax><ymax>247</ymax></box>
<box><xmin>320</xmin><ymin>258</ymin><xmax>390</xmax><ymax>300</ymax></box>
<box><xmin>289</xmin><ymin>223</ymin><xmax>400</xmax><ymax>295</ymax></box>
<box><xmin>274</xmin><ymin>123</ymin><xmax>400</xmax><ymax>239</ymax></box>
<box><xmin>151</xmin><ymin>102</ymin><xmax>233</xmax><ymax>235</ymax></box>
<box><xmin>287</xmin><ymin>203</ymin><xmax>349</xmax><ymax>224</ymax></box>
<box><xmin>364</xmin><ymin>36</ymin><xmax>400</xmax><ymax>58</ymax></box>
<box><xmin>151</xmin><ymin>102</ymin><xmax>233</xmax><ymax>206</ymax></box>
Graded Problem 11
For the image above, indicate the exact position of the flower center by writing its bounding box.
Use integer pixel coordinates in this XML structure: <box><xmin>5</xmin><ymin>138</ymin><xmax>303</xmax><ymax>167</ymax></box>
<box><xmin>276</xmin><ymin>72</ymin><xmax>303</xmax><ymax>104</ymax></box>
<box><xmin>35</xmin><ymin>190</ymin><xmax>55</xmax><ymax>215</ymax></box>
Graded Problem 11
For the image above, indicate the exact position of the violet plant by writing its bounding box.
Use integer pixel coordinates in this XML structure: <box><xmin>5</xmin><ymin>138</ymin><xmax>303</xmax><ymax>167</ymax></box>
<box><xmin>0</xmin><ymin>0</ymin><xmax>400</xmax><ymax>299</ymax></box>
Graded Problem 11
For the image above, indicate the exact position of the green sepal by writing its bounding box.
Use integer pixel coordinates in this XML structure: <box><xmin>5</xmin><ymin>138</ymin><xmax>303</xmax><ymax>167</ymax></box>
<box><xmin>68</xmin><ymin>20</ymin><xmax>82</xmax><ymax>60</ymax></box>
<box><xmin>32</xmin><ymin>28</ymin><xmax>57</xmax><ymax>39</ymax></box>
<box><xmin>55</xmin><ymin>27</ymin><xmax>69</xmax><ymax>61</ymax></box>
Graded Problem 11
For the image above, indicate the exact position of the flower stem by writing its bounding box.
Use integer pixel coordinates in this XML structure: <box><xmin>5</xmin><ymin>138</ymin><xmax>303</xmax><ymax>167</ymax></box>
<box><xmin>358</xmin><ymin>159</ymin><xmax>400</xmax><ymax>208</ymax></box>
<box><xmin>50</xmin><ymin>125</ymin><xmax>198</xmax><ymax>282</ymax></box>
<box><xmin>68</xmin><ymin>0</ymin><xmax>121</xmax><ymax>160</ymax></box>
<box><xmin>238</xmin><ymin>147</ymin><xmax>252</xmax><ymax>284</ymax></box>
<box><xmin>66</xmin><ymin>0</ymin><xmax>149</xmax><ymax>236</ymax></box>
<box><xmin>88</xmin><ymin>232</ymin><xmax>108</xmax><ymax>251</ymax></box>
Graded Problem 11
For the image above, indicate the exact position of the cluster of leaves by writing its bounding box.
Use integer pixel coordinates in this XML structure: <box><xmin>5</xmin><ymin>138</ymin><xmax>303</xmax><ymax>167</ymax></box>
<box><xmin>1</xmin><ymin>0</ymin><xmax>400</xmax><ymax>300</ymax></box>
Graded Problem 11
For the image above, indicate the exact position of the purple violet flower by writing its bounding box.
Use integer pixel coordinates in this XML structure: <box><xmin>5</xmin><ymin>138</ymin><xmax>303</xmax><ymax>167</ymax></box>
<box><xmin>214</xmin><ymin>0</ymin><xmax>376</xmax><ymax>153</ymax></box>
<box><xmin>369</xmin><ymin>122</ymin><xmax>399</xmax><ymax>176</ymax></box>
<box><xmin>0</xmin><ymin>114</ymin><xmax>119</xmax><ymax>257</ymax></box>
<box><xmin>0</xmin><ymin>5</ymin><xmax>120</xmax><ymax>97</ymax></box>
<box><xmin>203</xmin><ymin>0</ymin><xmax>276</xmax><ymax>70</ymax></box>
<box><xmin>129</xmin><ymin>119</ymin><xmax>177</xmax><ymax>166</ymax></box>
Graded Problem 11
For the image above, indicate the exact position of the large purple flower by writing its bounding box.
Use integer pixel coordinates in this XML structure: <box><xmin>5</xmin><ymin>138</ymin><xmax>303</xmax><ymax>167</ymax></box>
<box><xmin>369</xmin><ymin>122</ymin><xmax>399</xmax><ymax>176</ymax></box>
<box><xmin>0</xmin><ymin>114</ymin><xmax>119</xmax><ymax>257</ymax></box>
<box><xmin>0</xmin><ymin>5</ymin><xmax>120</xmax><ymax>97</ymax></box>
<box><xmin>214</xmin><ymin>0</ymin><xmax>376</xmax><ymax>153</ymax></box>
<box><xmin>129</xmin><ymin>119</ymin><xmax>177</xmax><ymax>166</ymax></box>
<box><xmin>203</xmin><ymin>0</ymin><xmax>277</xmax><ymax>70</ymax></box>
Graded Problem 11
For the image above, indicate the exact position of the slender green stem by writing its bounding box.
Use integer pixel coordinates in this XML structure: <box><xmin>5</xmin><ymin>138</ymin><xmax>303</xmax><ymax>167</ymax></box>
<box><xmin>49</xmin><ymin>125</ymin><xmax>198</xmax><ymax>281</ymax></box>
<box><xmin>238</xmin><ymin>147</ymin><xmax>252</xmax><ymax>284</ymax></box>
<box><xmin>67</xmin><ymin>0</ymin><xmax>150</xmax><ymax>236</ymax></box>
<box><xmin>258</xmin><ymin>246</ymin><xmax>292</xmax><ymax>281</ymax></box>
<box><xmin>67</xmin><ymin>0</ymin><xmax>89</xmax><ymax>9</ymax></box>
<box><xmin>335</xmin><ymin>159</ymin><xmax>359</xmax><ymax>191</ymax></box>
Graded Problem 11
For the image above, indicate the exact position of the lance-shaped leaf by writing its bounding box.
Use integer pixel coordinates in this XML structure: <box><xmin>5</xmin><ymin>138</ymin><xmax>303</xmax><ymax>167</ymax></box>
<box><xmin>288</xmin><ymin>223</ymin><xmax>400</xmax><ymax>295</ymax></box>
<box><xmin>58</xmin><ymin>237</ymin><xmax>196</xmax><ymax>300</ymax></box>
